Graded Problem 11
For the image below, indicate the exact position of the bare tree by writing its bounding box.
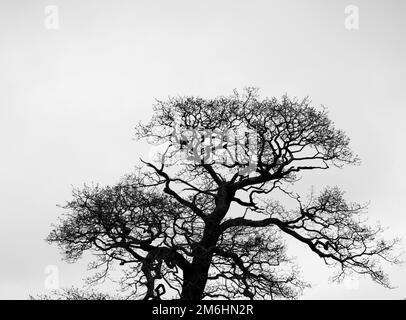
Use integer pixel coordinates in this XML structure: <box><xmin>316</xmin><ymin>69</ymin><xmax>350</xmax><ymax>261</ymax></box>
<box><xmin>32</xmin><ymin>287</ymin><xmax>116</xmax><ymax>300</ymax></box>
<box><xmin>48</xmin><ymin>88</ymin><xmax>401</xmax><ymax>300</ymax></box>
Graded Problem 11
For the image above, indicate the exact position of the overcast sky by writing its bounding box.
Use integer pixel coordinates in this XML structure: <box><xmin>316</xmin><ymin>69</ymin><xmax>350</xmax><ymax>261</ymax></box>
<box><xmin>0</xmin><ymin>0</ymin><xmax>405</xmax><ymax>299</ymax></box>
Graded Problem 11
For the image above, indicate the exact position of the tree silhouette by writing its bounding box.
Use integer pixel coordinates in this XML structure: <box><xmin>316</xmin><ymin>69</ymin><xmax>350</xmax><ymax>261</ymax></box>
<box><xmin>48</xmin><ymin>88</ymin><xmax>401</xmax><ymax>300</ymax></box>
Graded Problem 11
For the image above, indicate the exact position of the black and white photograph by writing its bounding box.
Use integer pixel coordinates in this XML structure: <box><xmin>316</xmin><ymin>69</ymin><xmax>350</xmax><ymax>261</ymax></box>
<box><xmin>0</xmin><ymin>0</ymin><xmax>405</xmax><ymax>312</ymax></box>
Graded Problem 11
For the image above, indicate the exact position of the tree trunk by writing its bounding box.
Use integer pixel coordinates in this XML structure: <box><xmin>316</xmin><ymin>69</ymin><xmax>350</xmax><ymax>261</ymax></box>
<box><xmin>180</xmin><ymin>222</ymin><xmax>219</xmax><ymax>300</ymax></box>
<box><xmin>180</xmin><ymin>187</ymin><xmax>234</xmax><ymax>300</ymax></box>
<box><xmin>180</xmin><ymin>256</ymin><xmax>212</xmax><ymax>300</ymax></box>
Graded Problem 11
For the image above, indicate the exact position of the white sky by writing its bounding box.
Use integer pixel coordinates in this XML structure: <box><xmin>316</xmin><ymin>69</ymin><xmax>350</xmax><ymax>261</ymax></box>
<box><xmin>0</xmin><ymin>0</ymin><xmax>405</xmax><ymax>299</ymax></box>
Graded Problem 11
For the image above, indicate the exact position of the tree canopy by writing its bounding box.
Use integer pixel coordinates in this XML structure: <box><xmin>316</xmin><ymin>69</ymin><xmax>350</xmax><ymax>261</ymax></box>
<box><xmin>48</xmin><ymin>88</ymin><xmax>401</xmax><ymax>300</ymax></box>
